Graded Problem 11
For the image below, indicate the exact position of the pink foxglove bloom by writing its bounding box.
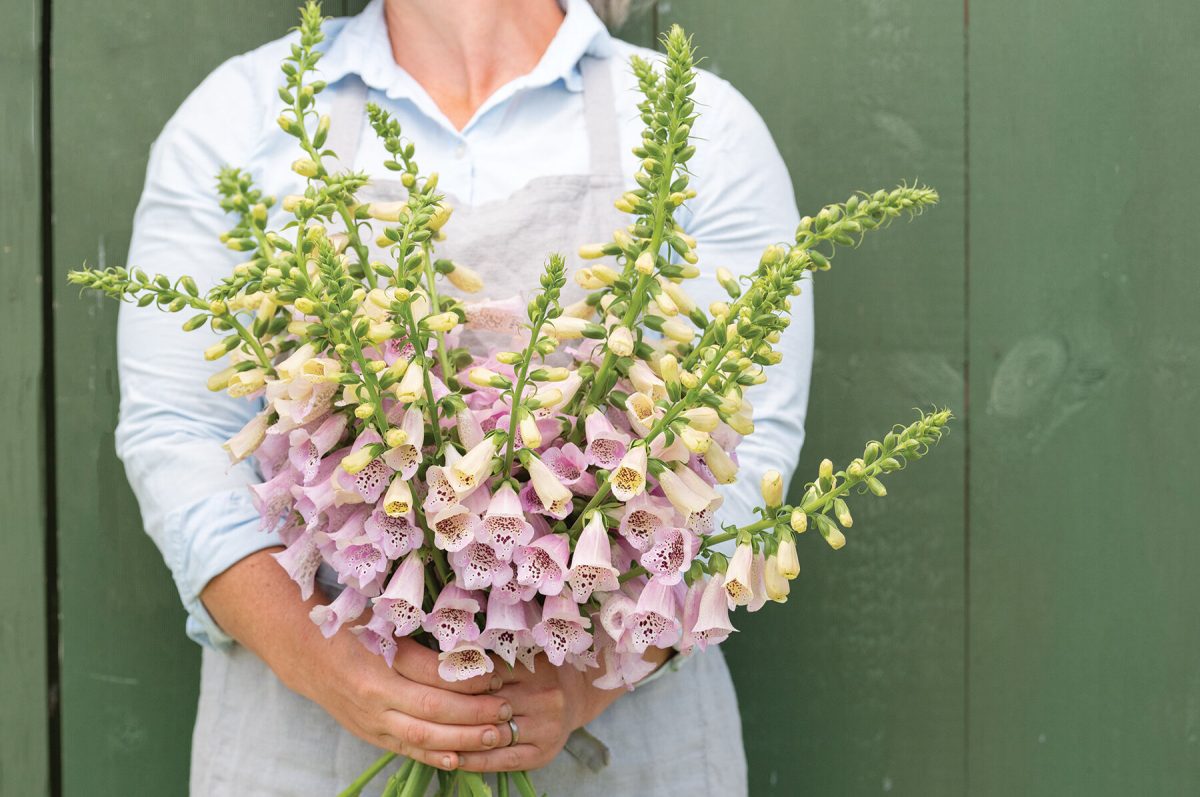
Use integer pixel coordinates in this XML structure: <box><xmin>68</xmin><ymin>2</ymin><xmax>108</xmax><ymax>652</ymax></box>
<box><xmin>463</xmin><ymin>296</ymin><xmax>524</xmax><ymax>337</ymax></box>
<box><xmin>431</xmin><ymin>503</ymin><xmax>480</xmax><ymax>552</ymax></box>
<box><xmin>250</xmin><ymin>467</ymin><xmax>299</xmax><ymax>530</ymax></box>
<box><xmin>542</xmin><ymin>443</ymin><xmax>597</xmax><ymax>495</ymax></box>
<box><xmin>287</xmin><ymin>413</ymin><xmax>347</xmax><ymax>483</ymax></box>
<box><xmin>363</xmin><ymin>508</ymin><xmax>422</xmax><ymax>560</ymax></box>
<box><xmin>223</xmin><ymin>411</ymin><xmax>269</xmax><ymax>463</ymax></box>
<box><xmin>610</xmin><ymin>445</ymin><xmax>648</xmax><ymax>502</ymax></box>
<box><xmin>309</xmin><ymin>585</ymin><xmax>368</xmax><ymax>638</ymax></box>
<box><xmin>479</xmin><ymin>483</ymin><xmax>535</xmax><ymax>559</ymax></box>
<box><xmin>454</xmin><ymin>403</ymin><xmax>485</xmax><ymax>451</ymax></box>
<box><xmin>567</xmin><ymin>513</ymin><xmax>621</xmax><ymax>602</ymax></box>
<box><xmin>640</xmin><ymin>526</ymin><xmax>700</xmax><ymax>586</ymax></box>
<box><xmin>617</xmin><ymin>493</ymin><xmax>676</xmax><ymax>551</ymax></box>
<box><xmin>684</xmin><ymin>574</ymin><xmax>737</xmax><ymax>652</ymax></box>
<box><xmin>447</xmin><ymin>435</ymin><xmax>499</xmax><ymax>496</ymax></box>
<box><xmin>351</xmin><ymin>623</ymin><xmax>398</xmax><ymax>668</ymax></box>
<box><xmin>583</xmin><ymin>408</ymin><xmax>630</xmax><ymax>470</ymax></box>
<box><xmin>747</xmin><ymin>552</ymin><xmax>769</xmax><ymax>613</ymax></box>
<box><xmin>723</xmin><ymin>543</ymin><xmax>755</xmax><ymax>607</ymax></box>
<box><xmin>371</xmin><ymin>552</ymin><xmax>426</xmax><ymax>637</ymax></box>
<box><xmin>343</xmin><ymin>431</ymin><xmax>393</xmax><ymax>503</ymax></box>
<box><xmin>325</xmin><ymin>507</ymin><xmax>369</xmax><ymax>545</ymax></box>
<box><xmin>438</xmin><ymin>643</ymin><xmax>495</xmax><ymax>682</ymax></box>
<box><xmin>525</xmin><ymin>454</ymin><xmax>574</xmax><ymax>518</ymax></box>
<box><xmin>422</xmin><ymin>583</ymin><xmax>482</xmax><ymax>651</ymax></box>
<box><xmin>452</xmin><ymin>541</ymin><xmax>514</xmax><ymax>591</ymax></box>
<box><xmin>513</xmin><ymin>533</ymin><xmax>570</xmax><ymax>596</ymax></box>
<box><xmin>598</xmin><ymin>591</ymin><xmax>638</xmax><ymax>644</ymax></box>
<box><xmin>532</xmin><ymin>594</ymin><xmax>594</xmax><ymax>666</ymax></box>
<box><xmin>478</xmin><ymin>593</ymin><xmax>535</xmax><ymax>666</ymax></box>
<box><xmin>272</xmin><ymin>532</ymin><xmax>322</xmax><ymax>600</ymax></box>
<box><xmin>627</xmin><ymin>577</ymin><xmax>683</xmax><ymax>653</ymax></box>
<box><xmin>381</xmin><ymin>406</ymin><xmax>424</xmax><ymax>479</ymax></box>
<box><xmin>330</xmin><ymin>541</ymin><xmax>388</xmax><ymax>593</ymax></box>
<box><xmin>253</xmin><ymin>429</ymin><xmax>290</xmax><ymax>479</ymax></box>
<box><xmin>422</xmin><ymin>445</ymin><xmax>463</xmax><ymax>514</ymax></box>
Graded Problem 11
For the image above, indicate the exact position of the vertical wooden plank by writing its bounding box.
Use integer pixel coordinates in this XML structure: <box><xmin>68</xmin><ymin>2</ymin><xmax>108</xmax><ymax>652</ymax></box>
<box><xmin>661</xmin><ymin>2</ymin><xmax>966</xmax><ymax>794</ymax></box>
<box><xmin>0</xmin><ymin>0</ymin><xmax>50</xmax><ymax>794</ymax></box>
<box><xmin>48</xmin><ymin>3</ymin><xmax>313</xmax><ymax>794</ymax></box>
<box><xmin>968</xmin><ymin>1</ymin><xmax>1200</xmax><ymax>794</ymax></box>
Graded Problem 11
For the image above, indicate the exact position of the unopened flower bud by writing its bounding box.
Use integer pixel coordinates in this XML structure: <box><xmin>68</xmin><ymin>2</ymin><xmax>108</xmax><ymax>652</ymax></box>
<box><xmin>709</xmin><ymin>301</ymin><xmax>730</xmax><ymax>319</ymax></box>
<box><xmin>634</xmin><ymin>251</ymin><xmax>655</xmax><ymax>275</ymax></box>
<box><xmin>834</xmin><ymin>498</ymin><xmax>853</xmax><ymax>528</ymax></box>
<box><xmin>294</xmin><ymin>296</ymin><xmax>318</xmax><ymax>315</ymax></box>
<box><xmin>819</xmin><ymin>458</ymin><xmax>834</xmax><ymax>480</ymax></box>
<box><xmin>354</xmin><ymin>403</ymin><xmax>377</xmax><ymax>420</ymax></box>
<box><xmin>608</xmin><ymin>326</ymin><xmax>635</xmax><ymax>357</ymax></box>
<box><xmin>659</xmin><ymin>354</ymin><xmax>680</xmax><ymax>385</ymax></box>
<box><xmin>384</xmin><ymin>428</ymin><xmax>408</xmax><ymax>448</ymax></box>
<box><xmin>291</xmin><ymin>158</ymin><xmax>320</xmax><ymax>178</ymax></box>
<box><xmin>678</xmin><ymin>426</ymin><xmax>710</xmax><ymax>454</ymax></box>
<box><xmin>578</xmin><ymin>243</ymin><xmax>606</xmax><ymax>260</ymax></box>
<box><xmin>591</xmin><ymin>264</ymin><xmax>620</xmax><ymax>284</ymax></box>
<box><xmin>203</xmin><ymin>342</ymin><xmax>229</xmax><ymax>361</ymax></box>
<box><xmin>496</xmin><ymin>351</ymin><xmax>522</xmax><ymax>365</ymax></box>
<box><xmin>422</xmin><ymin>312</ymin><xmax>458</xmax><ymax>332</ymax></box>
<box><xmin>661</xmin><ymin>318</ymin><xmax>694</xmax><ymax>344</ymax></box>
<box><xmin>341</xmin><ymin>447</ymin><xmax>376</xmax><ymax>475</ymax></box>
<box><xmin>446</xmin><ymin>263</ymin><xmax>483</xmax><ymax>292</ymax></box>
<box><xmin>789</xmin><ymin>509</ymin><xmax>808</xmax><ymax>534</ymax></box>
<box><xmin>519</xmin><ymin>412</ymin><xmax>542</xmax><ymax>448</ymax></box>
<box><xmin>468</xmin><ymin>367</ymin><xmax>505</xmax><ymax>388</ymax></box>
<box><xmin>761</xmin><ymin>470</ymin><xmax>784</xmax><ymax>507</ymax></box>
<box><xmin>683</xmin><ymin>406</ymin><xmax>718</xmax><ymax>432</ymax></box>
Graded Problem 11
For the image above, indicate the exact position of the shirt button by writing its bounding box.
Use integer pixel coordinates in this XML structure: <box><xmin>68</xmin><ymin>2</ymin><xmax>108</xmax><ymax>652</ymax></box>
<box><xmin>454</xmin><ymin>144</ymin><xmax>467</xmax><ymax>160</ymax></box>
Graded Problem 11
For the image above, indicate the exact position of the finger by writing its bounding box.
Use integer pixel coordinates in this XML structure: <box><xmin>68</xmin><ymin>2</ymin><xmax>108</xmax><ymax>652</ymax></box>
<box><xmin>392</xmin><ymin>680</ymin><xmax>513</xmax><ymax>726</ymax></box>
<box><xmin>380</xmin><ymin>711</ymin><xmax>508</xmax><ymax>753</ymax></box>
<box><xmin>378</xmin><ymin>737</ymin><xmax>460</xmax><ymax>772</ymax></box>
<box><xmin>393</xmin><ymin>639</ymin><xmax>501</xmax><ymax>694</ymax></box>
<box><xmin>457</xmin><ymin>744</ymin><xmax>549</xmax><ymax>773</ymax></box>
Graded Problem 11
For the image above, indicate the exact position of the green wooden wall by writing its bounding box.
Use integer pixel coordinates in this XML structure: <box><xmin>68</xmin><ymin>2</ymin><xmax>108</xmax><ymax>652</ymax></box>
<box><xmin>5</xmin><ymin>0</ymin><xmax>1199</xmax><ymax>794</ymax></box>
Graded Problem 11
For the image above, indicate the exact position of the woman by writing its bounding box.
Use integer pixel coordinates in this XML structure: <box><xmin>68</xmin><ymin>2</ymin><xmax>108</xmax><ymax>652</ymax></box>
<box><xmin>117</xmin><ymin>0</ymin><xmax>814</xmax><ymax>793</ymax></box>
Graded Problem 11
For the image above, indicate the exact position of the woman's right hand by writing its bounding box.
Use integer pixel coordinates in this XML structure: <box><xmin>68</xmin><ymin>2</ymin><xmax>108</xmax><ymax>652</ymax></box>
<box><xmin>203</xmin><ymin>549</ymin><xmax>512</xmax><ymax>771</ymax></box>
<box><xmin>292</xmin><ymin>631</ymin><xmax>514</xmax><ymax>770</ymax></box>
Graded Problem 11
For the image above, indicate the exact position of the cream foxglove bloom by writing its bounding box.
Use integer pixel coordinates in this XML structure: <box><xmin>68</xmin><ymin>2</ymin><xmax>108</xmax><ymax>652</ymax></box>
<box><xmin>526</xmin><ymin>454</ymin><xmax>574</xmax><ymax>517</ymax></box>
<box><xmin>657</xmin><ymin>467</ymin><xmax>711</xmax><ymax>521</ymax></box>
<box><xmin>394</xmin><ymin>357</ymin><xmax>426</xmax><ymax>403</ymax></box>
<box><xmin>628</xmin><ymin>361</ymin><xmax>667</xmax><ymax>401</ymax></box>
<box><xmin>764</xmin><ymin>554</ymin><xmax>790</xmax><ymax>602</ymax></box>
<box><xmin>761</xmin><ymin>469</ymin><xmax>784</xmax><ymax>507</ymax></box>
<box><xmin>382</xmin><ymin>477</ymin><xmax>413</xmax><ymax>517</ymax></box>
<box><xmin>724</xmin><ymin>543</ymin><xmax>755</xmax><ymax>607</ymax></box>
<box><xmin>610</xmin><ymin>444</ymin><xmax>648</xmax><ymax>502</ymax></box>
<box><xmin>625</xmin><ymin>391</ymin><xmax>659</xmax><ymax>438</ymax></box>
<box><xmin>448</xmin><ymin>435</ymin><xmax>499</xmax><ymax>494</ymax></box>
<box><xmin>275</xmin><ymin>342</ymin><xmax>318</xmax><ymax>380</ymax></box>
<box><xmin>703</xmin><ymin>441</ymin><xmax>739</xmax><ymax>484</ymax></box>
<box><xmin>677</xmin><ymin>426</ymin><xmax>711</xmax><ymax>454</ymax></box>
<box><xmin>446</xmin><ymin>262</ymin><xmax>483</xmax><ymax>292</ymax></box>
<box><xmin>682</xmin><ymin>406</ymin><xmax>719</xmax><ymax>432</ymax></box>
<box><xmin>223</xmin><ymin>411</ymin><xmax>269</xmax><ymax>463</ymax></box>
<box><xmin>777</xmin><ymin>534</ymin><xmax>801</xmax><ymax>579</ymax></box>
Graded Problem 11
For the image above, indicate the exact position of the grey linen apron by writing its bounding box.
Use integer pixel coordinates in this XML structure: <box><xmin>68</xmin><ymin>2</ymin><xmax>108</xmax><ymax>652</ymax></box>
<box><xmin>189</xmin><ymin>57</ymin><xmax>748</xmax><ymax>796</ymax></box>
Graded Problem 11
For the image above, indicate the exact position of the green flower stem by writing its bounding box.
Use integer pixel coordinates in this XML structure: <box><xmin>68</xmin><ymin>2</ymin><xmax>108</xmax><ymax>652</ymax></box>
<box><xmin>337</xmin><ymin>202</ymin><xmax>375</xmax><ymax>288</ymax></box>
<box><xmin>501</xmin><ymin>321</ymin><xmax>552</xmax><ymax>477</ymax></box>
<box><xmin>420</xmin><ymin>244</ymin><xmax>454</xmax><ymax>380</ymax></box>
<box><xmin>217</xmin><ymin>313</ymin><xmax>275</xmax><ymax>375</ymax></box>
<box><xmin>337</xmin><ymin>751</ymin><xmax>396</xmax><ymax>797</ymax></box>
<box><xmin>398</xmin><ymin>762</ymin><xmax>435</xmax><ymax>797</ymax></box>
<box><xmin>398</xmin><ymin>304</ymin><xmax>444</xmax><ymax>452</ymax></box>
<box><xmin>497</xmin><ymin>772</ymin><xmax>510</xmax><ymax>797</ymax></box>
<box><xmin>512</xmin><ymin>771</ymin><xmax>538</xmax><ymax>797</ymax></box>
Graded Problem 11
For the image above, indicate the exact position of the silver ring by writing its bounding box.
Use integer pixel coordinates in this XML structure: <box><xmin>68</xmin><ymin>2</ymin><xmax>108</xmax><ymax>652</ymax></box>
<box><xmin>506</xmin><ymin>718</ymin><xmax>520</xmax><ymax>747</ymax></box>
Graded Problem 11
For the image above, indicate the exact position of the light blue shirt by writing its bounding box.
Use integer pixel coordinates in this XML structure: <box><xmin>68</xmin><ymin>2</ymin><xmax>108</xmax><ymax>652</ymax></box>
<box><xmin>117</xmin><ymin>0</ymin><xmax>814</xmax><ymax>647</ymax></box>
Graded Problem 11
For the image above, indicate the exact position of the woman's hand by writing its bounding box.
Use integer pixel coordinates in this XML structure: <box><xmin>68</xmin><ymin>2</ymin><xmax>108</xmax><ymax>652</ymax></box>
<box><xmin>203</xmin><ymin>550</ymin><xmax>513</xmax><ymax>771</ymax></box>
<box><xmin>456</xmin><ymin>647</ymin><xmax>672</xmax><ymax>773</ymax></box>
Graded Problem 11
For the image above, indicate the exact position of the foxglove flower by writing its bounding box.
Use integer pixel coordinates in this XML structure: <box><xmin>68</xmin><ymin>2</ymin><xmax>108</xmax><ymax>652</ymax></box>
<box><xmin>513</xmin><ymin>533</ymin><xmax>570</xmax><ymax>596</ymax></box>
<box><xmin>541</xmin><ymin>443</ymin><xmax>596</xmax><ymax>495</ymax></box>
<box><xmin>351</xmin><ymin>623</ymin><xmax>398</xmax><ymax>668</ymax></box>
<box><xmin>627</xmin><ymin>578</ymin><xmax>683</xmax><ymax>653</ymax></box>
<box><xmin>223</xmin><ymin>411</ymin><xmax>269</xmax><ymax>463</ymax></box>
<box><xmin>478</xmin><ymin>593</ymin><xmax>534</xmax><ymax>666</ymax></box>
<box><xmin>532</xmin><ymin>594</ymin><xmax>593</xmax><ymax>667</ymax></box>
<box><xmin>617</xmin><ymin>493</ymin><xmax>676</xmax><ymax>551</ymax></box>
<box><xmin>272</xmin><ymin>531</ymin><xmax>322</xmax><ymax>600</ymax></box>
<box><xmin>723</xmin><ymin>543</ymin><xmax>755</xmax><ymax>607</ymax></box>
<box><xmin>287</xmin><ymin>414</ymin><xmax>347</xmax><ymax>483</ymax></box>
<box><xmin>381</xmin><ymin>406</ymin><xmax>424</xmax><ymax>479</ymax></box>
<box><xmin>567</xmin><ymin>514</ymin><xmax>621</xmax><ymax>602</ymax></box>
<box><xmin>431</xmin><ymin>503</ymin><xmax>480</xmax><ymax>552</ymax></box>
<box><xmin>421</xmin><ymin>584</ymin><xmax>482</xmax><ymax>652</ymax></box>
<box><xmin>371</xmin><ymin>552</ymin><xmax>426</xmax><ymax>637</ymax></box>
<box><xmin>583</xmin><ymin>409</ymin><xmax>630</xmax><ymax>470</ymax></box>
<box><xmin>611</xmin><ymin>445</ymin><xmax>648</xmax><ymax>502</ymax></box>
<box><xmin>309</xmin><ymin>585</ymin><xmax>368</xmax><ymax>638</ymax></box>
<box><xmin>438</xmin><ymin>643</ymin><xmax>495</xmax><ymax>682</ymax></box>
<box><xmin>525</xmin><ymin>454</ymin><xmax>573</xmax><ymax>518</ymax></box>
<box><xmin>452</xmin><ymin>541</ymin><xmax>514</xmax><ymax>591</ymax></box>
<box><xmin>683</xmin><ymin>574</ymin><xmax>737</xmax><ymax>652</ymax></box>
<box><xmin>479</xmin><ymin>483</ymin><xmax>535</xmax><ymax>558</ymax></box>
<box><xmin>640</xmin><ymin>526</ymin><xmax>700</xmax><ymax>586</ymax></box>
<box><xmin>330</xmin><ymin>541</ymin><xmax>388</xmax><ymax>593</ymax></box>
<box><xmin>447</xmin><ymin>434</ymin><xmax>499</xmax><ymax>496</ymax></box>
<box><xmin>363</xmin><ymin>508</ymin><xmax>422</xmax><ymax>559</ymax></box>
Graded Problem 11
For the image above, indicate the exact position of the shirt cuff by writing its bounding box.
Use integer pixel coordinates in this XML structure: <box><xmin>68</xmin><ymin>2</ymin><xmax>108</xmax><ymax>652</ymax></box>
<box><xmin>163</xmin><ymin>486</ymin><xmax>284</xmax><ymax>648</ymax></box>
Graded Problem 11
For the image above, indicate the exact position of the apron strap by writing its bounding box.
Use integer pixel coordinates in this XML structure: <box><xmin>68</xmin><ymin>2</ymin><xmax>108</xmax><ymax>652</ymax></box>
<box><xmin>327</xmin><ymin>75</ymin><xmax>371</xmax><ymax>172</ymax></box>
<box><xmin>579</xmin><ymin>55</ymin><xmax>623</xmax><ymax>179</ymax></box>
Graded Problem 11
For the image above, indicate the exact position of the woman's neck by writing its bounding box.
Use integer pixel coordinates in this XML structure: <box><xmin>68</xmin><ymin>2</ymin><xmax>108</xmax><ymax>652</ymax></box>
<box><xmin>383</xmin><ymin>0</ymin><xmax>566</xmax><ymax>130</ymax></box>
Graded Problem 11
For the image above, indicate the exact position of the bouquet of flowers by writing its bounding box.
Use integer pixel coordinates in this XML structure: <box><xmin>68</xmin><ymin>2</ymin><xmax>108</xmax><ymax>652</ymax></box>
<box><xmin>71</xmin><ymin>4</ymin><xmax>949</xmax><ymax>795</ymax></box>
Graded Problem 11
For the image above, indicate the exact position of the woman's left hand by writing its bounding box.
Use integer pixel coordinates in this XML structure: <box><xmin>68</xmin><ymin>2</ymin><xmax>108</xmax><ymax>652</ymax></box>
<box><xmin>455</xmin><ymin>647</ymin><xmax>672</xmax><ymax>772</ymax></box>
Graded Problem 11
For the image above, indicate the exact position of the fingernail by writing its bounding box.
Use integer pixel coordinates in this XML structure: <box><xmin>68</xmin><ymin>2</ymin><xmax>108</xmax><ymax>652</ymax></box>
<box><xmin>498</xmin><ymin>703</ymin><xmax>513</xmax><ymax>721</ymax></box>
<box><xmin>441</xmin><ymin>755</ymin><xmax>454</xmax><ymax>769</ymax></box>
<box><xmin>482</xmin><ymin>729</ymin><xmax>498</xmax><ymax>747</ymax></box>
<box><xmin>489</xmin><ymin>674</ymin><xmax>503</xmax><ymax>692</ymax></box>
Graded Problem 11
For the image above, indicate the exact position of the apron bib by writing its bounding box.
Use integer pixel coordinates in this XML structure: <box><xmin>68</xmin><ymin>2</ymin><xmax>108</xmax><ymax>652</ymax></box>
<box><xmin>189</xmin><ymin>57</ymin><xmax>748</xmax><ymax>797</ymax></box>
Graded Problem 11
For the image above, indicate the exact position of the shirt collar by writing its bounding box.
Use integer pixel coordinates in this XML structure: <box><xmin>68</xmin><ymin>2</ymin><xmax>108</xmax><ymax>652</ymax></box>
<box><xmin>320</xmin><ymin>0</ymin><xmax>613</xmax><ymax>100</ymax></box>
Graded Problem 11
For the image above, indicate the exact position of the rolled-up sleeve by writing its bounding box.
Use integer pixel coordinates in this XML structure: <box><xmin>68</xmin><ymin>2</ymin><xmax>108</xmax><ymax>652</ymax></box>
<box><xmin>683</xmin><ymin>76</ymin><xmax>815</xmax><ymax>535</ymax></box>
<box><xmin>115</xmin><ymin>53</ymin><xmax>281</xmax><ymax>647</ymax></box>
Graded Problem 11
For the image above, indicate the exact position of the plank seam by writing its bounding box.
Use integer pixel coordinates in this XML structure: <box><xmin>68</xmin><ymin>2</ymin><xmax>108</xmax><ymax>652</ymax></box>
<box><xmin>39</xmin><ymin>0</ymin><xmax>62</xmax><ymax>792</ymax></box>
